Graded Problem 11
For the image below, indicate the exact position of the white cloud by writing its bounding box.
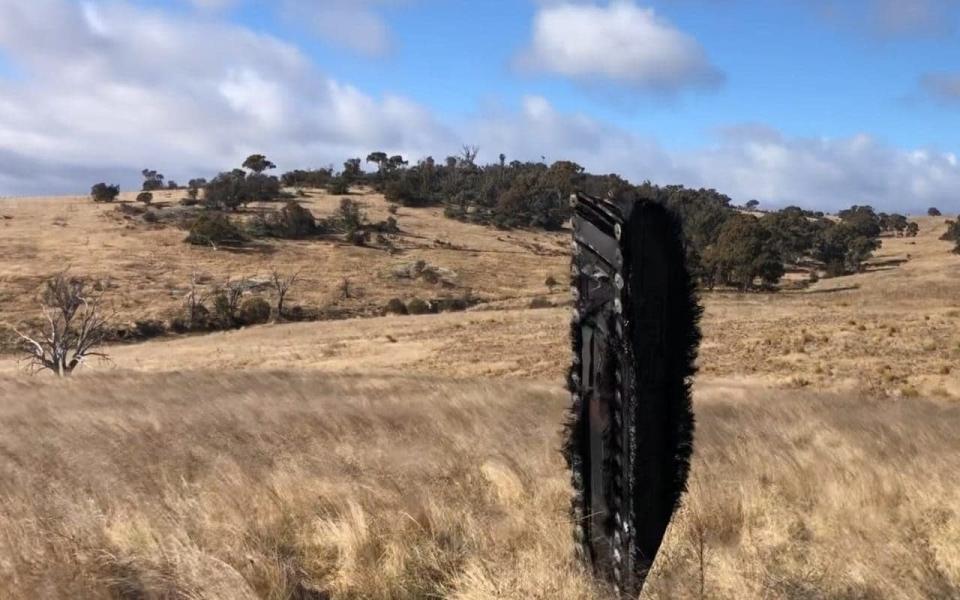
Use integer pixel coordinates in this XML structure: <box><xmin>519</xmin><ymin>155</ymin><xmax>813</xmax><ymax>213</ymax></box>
<box><xmin>467</xmin><ymin>99</ymin><xmax>960</xmax><ymax>214</ymax></box>
<box><xmin>0</xmin><ymin>0</ymin><xmax>956</xmax><ymax>215</ymax></box>
<box><xmin>517</xmin><ymin>1</ymin><xmax>723</xmax><ymax>93</ymax></box>
<box><xmin>682</xmin><ymin>128</ymin><xmax>960</xmax><ymax>212</ymax></box>
<box><xmin>0</xmin><ymin>0</ymin><xmax>453</xmax><ymax>194</ymax></box>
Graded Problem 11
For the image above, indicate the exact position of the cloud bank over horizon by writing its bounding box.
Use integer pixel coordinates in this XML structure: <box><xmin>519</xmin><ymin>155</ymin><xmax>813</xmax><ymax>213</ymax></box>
<box><xmin>0</xmin><ymin>0</ymin><xmax>957</xmax><ymax>215</ymax></box>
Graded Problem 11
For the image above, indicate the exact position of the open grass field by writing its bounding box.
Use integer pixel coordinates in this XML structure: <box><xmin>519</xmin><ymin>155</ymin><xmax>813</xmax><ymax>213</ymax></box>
<box><xmin>0</xmin><ymin>193</ymin><xmax>959</xmax><ymax>598</ymax></box>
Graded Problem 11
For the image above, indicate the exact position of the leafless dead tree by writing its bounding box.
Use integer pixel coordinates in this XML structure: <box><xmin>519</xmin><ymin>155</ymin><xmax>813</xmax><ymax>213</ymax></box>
<box><xmin>460</xmin><ymin>144</ymin><xmax>479</xmax><ymax>167</ymax></box>
<box><xmin>269</xmin><ymin>268</ymin><xmax>300</xmax><ymax>321</ymax></box>
<box><xmin>12</xmin><ymin>273</ymin><xmax>112</xmax><ymax>376</ymax></box>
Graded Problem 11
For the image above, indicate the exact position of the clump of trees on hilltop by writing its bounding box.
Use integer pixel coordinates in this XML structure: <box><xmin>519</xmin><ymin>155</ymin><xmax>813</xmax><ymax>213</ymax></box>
<box><xmin>90</xmin><ymin>182</ymin><xmax>120</xmax><ymax>203</ymax></box>
<box><xmin>90</xmin><ymin>147</ymin><xmax>914</xmax><ymax>290</ymax></box>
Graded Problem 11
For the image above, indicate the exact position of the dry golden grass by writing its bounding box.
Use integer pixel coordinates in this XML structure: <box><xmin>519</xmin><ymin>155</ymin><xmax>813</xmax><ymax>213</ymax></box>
<box><xmin>0</xmin><ymin>373</ymin><xmax>600</xmax><ymax>599</ymax></box>
<box><xmin>1</xmin><ymin>194</ymin><xmax>959</xmax><ymax>598</ymax></box>
<box><xmin>2</xmin><ymin>195</ymin><xmax>957</xmax><ymax>396</ymax></box>
<box><xmin>1</xmin><ymin>374</ymin><xmax>957</xmax><ymax>599</ymax></box>
<box><xmin>0</xmin><ymin>190</ymin><xmax>569</xmax><ymax>331</ymax></box>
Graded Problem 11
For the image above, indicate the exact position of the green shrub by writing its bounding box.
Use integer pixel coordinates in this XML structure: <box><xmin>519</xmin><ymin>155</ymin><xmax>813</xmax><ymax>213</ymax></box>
<box><xmin>91</xmin><ymin>183</ymin><xmax>120</xmax><ymax>203</ymax></box>
<box><xmin>328</xmin><ymin>177</ymin><xmax>350</xmax><ymax>195</ymax></box>
<box><xmin>136</xmin><ymin>192</ymin><xmax>153</xmax><ymax>205</ymax></box>
<box><xmin>185</xmin><ymin>214</ymin><xmax>247</xmax><ymax>247</ymax></box>
<box><xmin>238</xmin><ymin>297</ymin><xmax>271</xmax><ymax>326</ymax></box>
<box><xmin>264</xmin><ymin>201</ymin><xmax>316</xmax><ymax>238</ymax></box>
<box><xmin>432</xmin><ymin>297</ymin><xmax>470</xmax><ymax>312</ymax></box>
<box><xmin>385</xmin><ymin>298</ymin><xmax>408</xmax><ymax>315</ymax></box>
<box><xmin>529</xmin><ymin>296</ymin><xmax>552</xmax><ymax>309</ymax></box>
<box><xmin>170</xmin><ymin>304</ymin><xmax>211</xmax><ymax>333</ymax></box>
<box><xmin>133</xmin><ymin>319</ymin><xmax>166</xmax><ymax>339</ymax></box>
<box><xmin>406</xmin><ymin>298</ymin><xmax>432</xmax><ymax>315</ymax></box>
<box><xmin>211</xmin><ymin>292</ymin><xmax>238</xmax><ymax>329</ymax></box>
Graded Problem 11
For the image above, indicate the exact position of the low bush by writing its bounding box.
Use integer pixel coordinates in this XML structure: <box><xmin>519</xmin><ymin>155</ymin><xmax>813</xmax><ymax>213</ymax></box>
<box><xmin>185</xmin><ymin>214</ymin><xmax>247</xmax><ymax>247</ymax></box>
<box><xmin>170</xmin><ymin>304</ymin><xmax>211</xmax><ymax>333</ymax></box>
<box><xmin>432</xmin><ymin>297</ymin><xmax>470</xmax><ymax>312</ymax></box>
<box><xmin>406</xmin><ymin>298</ymin><xmax>432</xmax><ymax>315</ymax></box>
<box><xmin>255</xmin><ymin>201</ymin><xmax>317</xmax><ymax>239</ymax></box>
<box><xmin>385</xmin><ymin>298</ymin><xmax>408</xmax><ymax>315</ymax></box>
<box><xmin>328</xmin><ymin>177</ymin><xmax>350</xmax><ymax>195</ymax></box>
<box><xmin>133</xmin><ymin>319</ymin><xmax>166</xmax><ymax>339</ymax></box>
<box><xmin>238</xmin><ymin>297</ymin><xmax>271</xmax><ymax>326</ymax></box>
<box><xmin>91</xmin><ymin>183</ymin><xmax>120</xmax><ymax>203</ymax></box>
<box><xmin>529</xmin><ymin>296</ymin><xmax>552</xmax><ymax>309</ymax></box>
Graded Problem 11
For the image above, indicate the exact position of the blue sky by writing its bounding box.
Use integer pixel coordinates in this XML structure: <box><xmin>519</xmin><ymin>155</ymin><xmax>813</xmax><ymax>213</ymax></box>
<box><xmin>0</xmin><ymin>0</ymin><xmax>959</xmax><ymax>212</ymax></box>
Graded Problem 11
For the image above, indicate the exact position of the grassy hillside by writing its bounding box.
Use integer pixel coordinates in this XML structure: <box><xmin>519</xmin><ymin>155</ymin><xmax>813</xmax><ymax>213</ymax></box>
<box><xmin>0</xmin><ymin>193</ymin><xmax>959</xmax><ymax>598</ymax></box>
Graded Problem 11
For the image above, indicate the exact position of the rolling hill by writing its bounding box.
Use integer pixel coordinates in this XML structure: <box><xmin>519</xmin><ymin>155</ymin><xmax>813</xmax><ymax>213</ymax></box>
<box><xmin>0</xmin><ymin>191</ymin><xmax>958</xmax><ymax>599</ymax></box>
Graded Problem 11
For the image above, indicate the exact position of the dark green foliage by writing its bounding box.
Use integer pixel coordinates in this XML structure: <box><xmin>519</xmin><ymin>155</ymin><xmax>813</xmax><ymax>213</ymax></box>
<box><xmin>438</xmin><ymin>158</ymin><xmax>594</xmax><ymax>229</ymax></box>
<box><xmin>337</xmin><ymin>198</ymin><xmax>366</xmax><ymax>237</ymax></box>
<box><xmin>838</xmin><ymin>205</ymin><xmax>882</xmax><ymax>238</ymax></box>
<box><xmin>941</xmin><ymin>220</ymin><xmax>960</xmax><ymax>254</ymax></box>
<box><xmin>813</xmin><ymin>221</ymin><xmax>881</xmax><ymax>274</ymax></box>
<box><xmin>167</xmin><ymin>180</ymin><xmax>179</xmax><ymax>190</ymax></box>
<box><xmin>928</xmin><ymin>207</ymin><xmax>942</xmax><ymax>216</ymax></box>
<box><xmin>204</xmin><ymin>158</ymin><xmax>281</xmax><ymax>210</ymax></box>
<box><xmin>185</xmin><ymin>213</ymin><xmax>247</xmax><ymax>247</ymax></box>
<box><xmin>245</xmin><ymin>173</ymin><xmax>281</xmax><ymax>204</ymax></box>
<box><xmin>261</xmin><ymin>201</ymin><xmax>316</xmax><ymax>239</ymax></box>
<box><xmin>341</xmin><ymin>158</ymin><xmax>362</xmax><ymax>183</ymax></box>
<box><xmin>702</xmin><ymin>214</ymin><xmax>784</xmax><ymax>290</ymax></box>
<box><xmin>242</xmin><ymin>154</ymin><xmax>276</xmax><ymax>174</ymax></box>
<box><xmin>905</xmin><ymin>221</ymin><xmax>919</xmax><ymax>237</ymax></box>
<box><xmin>136</xmin><ymin>192</ymin><xmax>153</xmax><ymax>205</ymax></box>
<box><xmin>760</xmin><ymin>207</ymin><xmax>824</xmax><ymax>264</ymax></box>
<box><xmin>652</xmin><ymin>184</ymin><xmax>735</xmax><ymax>258</ymax></box>
<box><xmin>941</xmin><ymin>220</ymin><xmax>960</xmax><ymax>242</ymax></box>
<box><xmin>366</xmin><ymin>152</ymin><xmax>408</xmax><ymax>190</ymax></box>
<box><xmin>141</xmin><ymin>169</ymin><xmax>165</xmax><ymax>191</ymax></box>
<box><xmin>529</xmin><ymin>296</ymin><xmax>552</xmax><ymax>309</ymax></box>
<box><xmin>211</xmin><ymin>294</ymin><xmax>236</xmax><ymax>329</ymax></box>
<box><xmin>133</xmin><ymin>319</ymin><xmax>166</xmax><ymax>339</ymax></box>
<box><xmin>183</xmin><ymin>179</ymin><xmax>206</xmax><ymax>205</ymax></box>
<box><xmin>383</xmin><ymin>164</ymin><xmax>442</xmax><ymax>207</ymax></box>
<box><xmin>238</xmin><ymin>296</ymin><xmax>271</xmax><ymax>325</ymax></box>
<box><xmin>171</xmin><ymin>302</ymin><xmax>211</xmax><ymax>333</ymax></box>
<box><xmin>406</xmin><ymin>298</ymin><xmax>432</xmax><ymax>315</ymax></box>
<box><xmin>385</xmin><ymin>298</ymin><xmax>407</xmax><ymax>315</ymax></box>
<box><xmin>431</xmin><ymin>296</ymin><xmax>473</xmax><ymax>312</ymax></box>
<box><xmin>90</xmin><ymin>183</ymin><xmax>120</xmax><ymax>203</ymax></box>
<box><xmin>204</xmin><ymin>170</ymin><xmax>249</xmax><ymax>210</ymax></box>
<box><xmin>878</xmin><ymin>212</ymin><xmax>908</xmax><ymax>235</ymax></box>
<box><xmin>281</xmin><ymin>168</ymin><xmax>332</xmax><ymax>188</ymax></box>
<box><xmin>327</xmin><ymin>177</ymin><xmax>350</xmax><ymax>195</ymax></box>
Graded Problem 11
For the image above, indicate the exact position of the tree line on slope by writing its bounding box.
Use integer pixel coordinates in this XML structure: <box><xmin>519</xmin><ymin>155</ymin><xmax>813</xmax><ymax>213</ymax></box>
<box><xmin>89</xmin><ymin>148</ymin><xmax>946</xmax><ymax>291</ymax></box>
